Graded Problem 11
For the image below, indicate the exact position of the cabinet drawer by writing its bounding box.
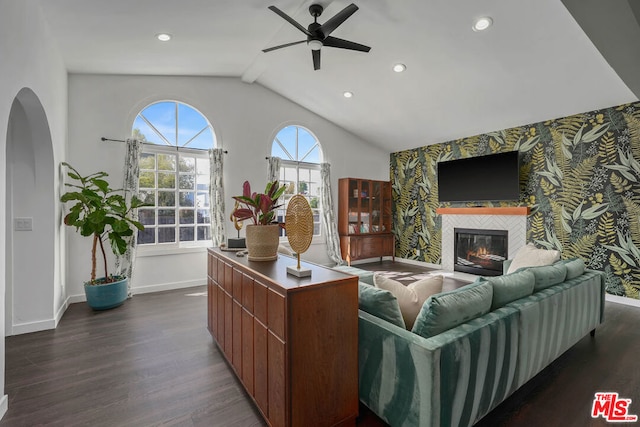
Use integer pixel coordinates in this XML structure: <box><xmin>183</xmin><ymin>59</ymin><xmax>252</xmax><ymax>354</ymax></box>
<box><xmin>254</xmin><ymin>280</ymin><xmax>268</xmax><ymax>325</ymax></box>
<box><xmin>267</xmin><ymin>289</ymin><xmax>285</xmax><ymax>340</ymax></box>
<box><xmin>358</xmin><ymin>236</ymin><xmax>384</xmax><ymax>258</ymax></box>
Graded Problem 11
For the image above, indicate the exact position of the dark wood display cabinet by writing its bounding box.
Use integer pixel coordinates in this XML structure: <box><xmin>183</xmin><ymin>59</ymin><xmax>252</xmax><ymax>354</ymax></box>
<box><xmin>338</xmin><ymin>178</ymin><xmax>394</xmax><ymax>266</ymax></box>
<box><xmin>207</xmin><ymin>248</ymin><xmax>359</xmax><ymax>427</ymax></box>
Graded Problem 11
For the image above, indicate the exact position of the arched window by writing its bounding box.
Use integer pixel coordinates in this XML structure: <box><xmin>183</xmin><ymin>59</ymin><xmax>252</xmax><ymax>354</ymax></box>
<box><xmin>271</xmin><ymin>125</ymin><xmax>323</xmax><ymax>237</ymax></box>
<box><xmin>133</xmin><ymin>101</ymin><xmax>215</xmax><ymax>247</ymax></box>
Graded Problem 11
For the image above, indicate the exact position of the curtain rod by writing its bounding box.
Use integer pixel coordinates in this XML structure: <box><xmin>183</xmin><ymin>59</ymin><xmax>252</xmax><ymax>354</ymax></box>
<box><xmin>101</xmin><ymin>137</ymin><xmax>227</xmax><ymax>153</ymax></box>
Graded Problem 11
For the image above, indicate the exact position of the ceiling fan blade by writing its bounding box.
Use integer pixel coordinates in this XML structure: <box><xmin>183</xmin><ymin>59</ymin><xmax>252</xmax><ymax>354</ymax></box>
<box><xmin>263</xmin><ymin>40</ymin><xmax>306</xmax><ymax>53</ymax></box>
<box><xmin>319</xmin><ymin>3</ymin><xmax>359</xmax><ymax>37</ymax></box>
<box><xmin>323</xmin><ymin>36</ymin><xmax>370</xmax><ymax>52</ymax></box>
<box><xmin>312</xmin><ymin>49</ymin><xmax>321</xmax><ymax>70</ymax></box>
<box><xmin>268</xmin><ymin>6</ymin><xmax>312</xmax><ymax>36</ymax></box>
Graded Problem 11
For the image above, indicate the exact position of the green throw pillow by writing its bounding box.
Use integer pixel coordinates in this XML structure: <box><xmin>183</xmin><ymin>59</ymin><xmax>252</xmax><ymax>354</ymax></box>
<box><xmin>527</xmin><ymin>263</ymin><xmax>568</xmax><ymax>291</ymax></box>
<box><xmin>486</xmin><ymin>270</ymin><xmax>535</xmax><ymax>310</ymax></box>
<box><xmin>358</xmin><ymin>283</ymin><xmax>406</xmax><ymax>328</ymax></box>
<box><xmin>559</xmin><ymin>258</ymin><xmax>586</xmax><ymax>280</ymax></box>
<box><xmin>411</xmin><ymin>281</ymin><xmax>493</xmax><ymax>338</ymax></box>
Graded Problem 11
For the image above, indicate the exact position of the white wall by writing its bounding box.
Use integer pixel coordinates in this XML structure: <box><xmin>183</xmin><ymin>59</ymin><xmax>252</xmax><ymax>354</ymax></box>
<box><xmin>0</xmin><ymin>0</ymin><xmax>69</xmax><ymax>417</ymax></box>
<box><xmin>66</xmin><ymin>74</ymin><xmax>390</xmax><ymax>299</ymax></box>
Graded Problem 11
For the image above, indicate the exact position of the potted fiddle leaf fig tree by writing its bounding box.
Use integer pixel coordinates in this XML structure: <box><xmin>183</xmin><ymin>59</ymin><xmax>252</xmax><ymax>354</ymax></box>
<box><xmin>232</xmin><ymin>180</ymin><xmax>286</xmax><ymax>261</ymax></box>
<box><xmin>60</xmin><ymin>162</ymin><xmax>146</xmax><ymax>310</ymax></box>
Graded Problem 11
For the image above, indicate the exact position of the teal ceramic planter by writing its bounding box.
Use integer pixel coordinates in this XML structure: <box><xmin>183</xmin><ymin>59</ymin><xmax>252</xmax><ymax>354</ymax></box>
<box><xmin>84</xmin><ymin>276</ymin><xmax>128</xmax><ymax>310</ymax></box>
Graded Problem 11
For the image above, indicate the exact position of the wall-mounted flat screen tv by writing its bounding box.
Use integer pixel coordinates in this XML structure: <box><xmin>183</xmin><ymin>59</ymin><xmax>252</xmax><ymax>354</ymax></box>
<box><xmin>437</xmin><ymin>151</ymin><xmax>520</xmax><ymax>202</ymax></box>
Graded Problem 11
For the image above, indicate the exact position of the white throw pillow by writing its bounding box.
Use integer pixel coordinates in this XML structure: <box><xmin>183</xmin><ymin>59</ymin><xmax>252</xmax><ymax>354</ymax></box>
<box><xmin>374</xmin><ymin>273</ymin><xmax>444</xmax><ymax>330</ymax></box>
<box><xmin>507</xmin><ymin>243</ymin><xmax>561</xmax><ymax>274</ymax></box>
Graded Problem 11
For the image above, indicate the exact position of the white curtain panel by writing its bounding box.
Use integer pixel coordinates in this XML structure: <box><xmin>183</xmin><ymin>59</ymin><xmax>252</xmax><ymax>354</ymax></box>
<box><xmin>209</xmin><ymin>148</ymin><xmax>226</xmax><ymax>247</ymax></box>
<box><xmin>320</xmin><ymin>163</ymin><xmax>343</xmax><ymax>265</ymax></box>
<box><xmin>267</xmin><ymin>156</ymin><xmax>281</xmax><ymax>183</ymax></box>
<box><xmin>115</xmin><ymin>138</ymin><xmax>142</xmax><ymax>295</ymax></box>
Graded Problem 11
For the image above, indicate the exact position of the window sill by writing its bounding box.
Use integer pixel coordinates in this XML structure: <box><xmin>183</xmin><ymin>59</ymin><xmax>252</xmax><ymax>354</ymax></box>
<box><xmin>136</xmin><ymin>245</ymin><xmax>212</xmax><ymax>257</ymax></box>
<box><xmin>280</xmin><ymin>236</ymin><xmax>326</xmax><ymax>246</ymax></box>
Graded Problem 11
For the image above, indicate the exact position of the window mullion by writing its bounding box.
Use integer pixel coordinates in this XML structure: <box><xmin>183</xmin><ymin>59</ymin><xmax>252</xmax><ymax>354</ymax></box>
<box><xmin>183</xmin><ymin>125</ymin><xmax>208</xmax><ymax>148</ymax></box>
<box><xmin>141</xmin><ymin>114</ymin><xmax>172</xmax><ymax>146</ymax></box>
<box><xmin>175</xmin><ymin>102</ymin><xmax>179</xmax><ymax>148</ymax></box>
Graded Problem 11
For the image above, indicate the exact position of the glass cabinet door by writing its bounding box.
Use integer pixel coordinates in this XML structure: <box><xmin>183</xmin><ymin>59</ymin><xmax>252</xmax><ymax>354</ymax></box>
<box><xmin>348</xmin><ymin>179</ymin><xmax>360</xmax><ymax>234</ymax></box>
<box><xmin>371</xmin><ymin>181</ymin><xmax>381</xmax><ymax>233</ymax></box>
<box><xmin>360</xmin><ymin>180</ymin><xmax>370</xmax><ymax>233</ymax></box>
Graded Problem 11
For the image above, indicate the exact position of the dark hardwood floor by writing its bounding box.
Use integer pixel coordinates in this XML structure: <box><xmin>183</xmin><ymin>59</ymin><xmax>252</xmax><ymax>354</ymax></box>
<box><xmin>2</xmin><ymin>270</ymin><xmax>640</xmax><ymax>426</ymax></box>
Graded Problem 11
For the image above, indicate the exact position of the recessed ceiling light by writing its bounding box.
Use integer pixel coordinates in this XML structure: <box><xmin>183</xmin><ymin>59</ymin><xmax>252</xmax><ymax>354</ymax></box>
<box><xmin>156</xmin><ymin>33</ymin><xmax>172</xmax><ymax>42</ymax></box>
<box><xmin>472</xmin><ymin>17</ymin><xmax>493</xmax><ymax>32</ymax></box>
<box><xmin>343</xmin><ymin>91</ymin><xmax>353</xmax><ymax>98</ymax></box>
<box><xmin>393</xmin><ymin>63</ymin><xmax>406</xmax><ymax>73</ymax></box>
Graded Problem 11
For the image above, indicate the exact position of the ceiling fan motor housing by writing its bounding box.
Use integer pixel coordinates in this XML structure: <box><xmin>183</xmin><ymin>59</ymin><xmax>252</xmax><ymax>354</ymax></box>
<box><xmin>309</xmin><ymin>4</ymin><xmax>324</xmax><ymax>18</ymax></box>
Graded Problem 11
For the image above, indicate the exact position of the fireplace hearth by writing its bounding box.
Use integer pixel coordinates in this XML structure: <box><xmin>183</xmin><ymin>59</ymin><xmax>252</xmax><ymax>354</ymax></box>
<box><xmin>454</xmin><ymin>228</ymin><xmax>508</xmax><ymax>276</ymax></box>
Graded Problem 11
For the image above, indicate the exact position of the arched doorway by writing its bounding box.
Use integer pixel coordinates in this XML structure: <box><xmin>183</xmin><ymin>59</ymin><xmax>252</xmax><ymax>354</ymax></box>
<box><xmin>5</xmin><ymin>88</ymin><xmax>55</xmax><ymax>335</ymax></box>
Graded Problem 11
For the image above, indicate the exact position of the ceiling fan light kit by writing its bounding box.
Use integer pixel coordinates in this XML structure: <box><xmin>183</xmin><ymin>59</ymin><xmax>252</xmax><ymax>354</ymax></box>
<box><xmin>263</xmin><ymin>3</ymin><xmax>371</xmax><ymax>70</ymax></box>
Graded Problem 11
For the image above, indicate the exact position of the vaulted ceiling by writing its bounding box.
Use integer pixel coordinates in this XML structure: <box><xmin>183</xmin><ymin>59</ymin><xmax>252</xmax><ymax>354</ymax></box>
<box><xmin>37</xmin><ymin>0</ymin><xmax>638</xmax><ymax>152</ymax></box>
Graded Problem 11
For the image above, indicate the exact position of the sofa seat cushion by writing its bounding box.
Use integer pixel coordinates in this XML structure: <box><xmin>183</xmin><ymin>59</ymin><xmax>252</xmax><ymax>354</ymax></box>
<box><xmin>507</xmin><ymin>243</ymin><xmax>560</xmax><ymax>274</ymax></box>
<box><xmin>412</xmin><ymin>281</ymin><xmax>493</xmax><ymax>338</ymax></box>
<box><xmin>358</xmin><ymin>282</ymin><xmax>406</xmax><ymax>328</ymax></box>
<box><xmin>527</xmin><ymin>263</ymin><xmax>568</xmax><ymax>291</ymax></box>
<box><xmin>374</xmin><ymin>274</ymin><xmax>444</xmax><ymax>330</ymax></box>
<box><xmin>484</xmin><ymin>269</ymin><xmax>535</xmax><ymax>310</ymax></box>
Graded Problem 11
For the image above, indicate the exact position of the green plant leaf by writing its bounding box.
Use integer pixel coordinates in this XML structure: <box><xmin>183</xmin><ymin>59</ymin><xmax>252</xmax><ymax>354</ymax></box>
<box><xmin>112</xmin><ymin>219</ymin><xmax>129</xmax><ymax>233</ymax></box>
<box><xmin>92</xmin><ymin>178</ymin><xmax>110</xmax><ymax>193</ymax></box>
<box><xmin>109</xmin><ymin>233</ymin><xmax>128</xmax><ymax>255</ymax></box>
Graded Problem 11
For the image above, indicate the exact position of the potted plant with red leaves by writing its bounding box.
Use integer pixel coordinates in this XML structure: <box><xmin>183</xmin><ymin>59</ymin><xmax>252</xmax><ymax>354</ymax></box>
<box><xmin>231</xmin><ymin>180</ymin><xmax>286</xmax><ymax>261</ymax></box>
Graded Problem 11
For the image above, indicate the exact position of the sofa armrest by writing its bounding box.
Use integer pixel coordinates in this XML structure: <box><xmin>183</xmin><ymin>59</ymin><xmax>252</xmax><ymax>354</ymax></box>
<box><xmin>358</xmin><ymin>306</ymin><xmax>521</xmax><ymax>427</ymax></box>
<box><xmin>503</xmin><ymin>259</ymin><xmax>513</xmax><ymax>274</ymax></box>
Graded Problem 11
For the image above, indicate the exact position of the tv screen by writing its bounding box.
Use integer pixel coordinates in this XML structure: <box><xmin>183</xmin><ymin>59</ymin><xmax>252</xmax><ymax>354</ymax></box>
<box><xmin>437</xmin><ymin>151</ymin><xmax>520</xmax><ymax>202</ymax></box>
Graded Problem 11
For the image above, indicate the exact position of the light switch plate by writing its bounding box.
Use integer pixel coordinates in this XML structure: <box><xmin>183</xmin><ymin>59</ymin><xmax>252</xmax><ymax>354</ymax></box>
<box><xmin>14</xmin><ymin>217</ymin><xmax>33</xmax><ymax>231</ymax></box>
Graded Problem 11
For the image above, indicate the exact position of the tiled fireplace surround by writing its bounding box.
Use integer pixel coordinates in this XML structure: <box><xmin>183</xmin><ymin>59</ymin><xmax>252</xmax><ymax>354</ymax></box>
<box><xmin>438</xmin><ymin>208</ymin><xmax>528</xmax><ymax>275</ymax></box>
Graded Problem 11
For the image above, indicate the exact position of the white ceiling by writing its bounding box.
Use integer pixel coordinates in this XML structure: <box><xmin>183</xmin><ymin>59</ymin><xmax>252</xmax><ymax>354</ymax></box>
<box><xmin>37</xmin><ymin>0</ymin><xmax>637</xmax><ymax>153</ymax></box>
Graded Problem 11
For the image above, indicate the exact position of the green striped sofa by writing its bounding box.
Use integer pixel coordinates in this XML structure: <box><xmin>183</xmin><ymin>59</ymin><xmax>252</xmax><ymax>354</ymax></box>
<box><xmin>349</xmin><ymin>265</ymin><xmax>605</xmax><ymax>427</ymax></box>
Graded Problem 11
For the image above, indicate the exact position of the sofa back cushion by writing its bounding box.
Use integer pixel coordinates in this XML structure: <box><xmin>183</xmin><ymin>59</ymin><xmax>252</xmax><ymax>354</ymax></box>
<box><xmin>559</xmin><ymin>258</ymin><xmax>586</xmax><ymax>280</ymax></box>
<box><xmin>485</xmin><ymin>269</ymin><xmax>535</xmax><ymax>310</ymax></box>
<box><xmin>527</xmin><ymin>263</ymin><xmax>568</xmax><ymax>291</ymax></box>
<box><xmin>411</xmin><ymin>281</ymin><xmax>493</xmax><ymax>338</ymax></box>
<box><xmin>507</xmin><ymin>243</ymin><xmax>560</xmax><ymax>274</ymax></box>
<box><xmin>374</xmin><ymin>274</ymin><xmax>444</xmax><ymax>330</ymax></box>
<box><xmin>358</xmin><ymin>283</ymin><xmax>406</xmax><ymax>328</ymax></box>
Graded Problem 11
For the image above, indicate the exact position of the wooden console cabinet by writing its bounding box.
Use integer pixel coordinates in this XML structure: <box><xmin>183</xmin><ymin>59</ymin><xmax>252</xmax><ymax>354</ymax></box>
<box><xmin>207</xmin><ymin>248</ymin><xmax>359</xmax><ymax>427</ymax></box>
<box><xmin>338</xmin><ymin>177</ymin><xmax>394</xmax><ymax>265</ymax></box>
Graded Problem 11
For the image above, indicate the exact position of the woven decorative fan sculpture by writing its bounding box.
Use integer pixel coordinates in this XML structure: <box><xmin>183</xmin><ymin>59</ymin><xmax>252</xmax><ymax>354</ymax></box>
<box><xmin>285</xmin><ymin>194</ymin><xmax>314</xmax><ymax>277</ymax></box>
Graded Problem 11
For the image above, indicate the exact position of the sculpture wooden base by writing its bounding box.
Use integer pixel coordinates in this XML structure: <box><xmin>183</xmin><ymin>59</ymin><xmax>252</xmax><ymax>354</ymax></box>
<box><xmin>287</xmin><ymin>265</ymin><xmax>312</xmax><ymax>277</ymax></box>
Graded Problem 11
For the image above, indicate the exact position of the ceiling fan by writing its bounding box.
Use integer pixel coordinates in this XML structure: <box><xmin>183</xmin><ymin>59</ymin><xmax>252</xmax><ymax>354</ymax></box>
<box><xmin>263</xmin><ymin>3</ymin><xmax>371</xmax><ymax>70</ymax></box>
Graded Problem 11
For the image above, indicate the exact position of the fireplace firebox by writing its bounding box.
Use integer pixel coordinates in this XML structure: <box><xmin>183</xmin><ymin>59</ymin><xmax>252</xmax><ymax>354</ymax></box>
<box><xmin>454</xmin><ymin>228</ymin><xmax>508</xmax><ymax>276</ymax></box>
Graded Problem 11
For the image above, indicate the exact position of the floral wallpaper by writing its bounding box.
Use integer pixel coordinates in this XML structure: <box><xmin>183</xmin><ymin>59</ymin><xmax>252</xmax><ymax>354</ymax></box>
<box><xmin>391</xmin><ymin>102</ymin><xmax>640</xmax><ymax>299</ymax></box>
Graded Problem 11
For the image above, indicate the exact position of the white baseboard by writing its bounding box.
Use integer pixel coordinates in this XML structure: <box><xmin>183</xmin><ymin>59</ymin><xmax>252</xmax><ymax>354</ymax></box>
<box><xmin>7</xmin><ymin>297</ymin><xmax>71</xmax><ymax>336</ymax></box>
<box><xmin>606</xmin><ymin>294</ymin><xmax>640</xmax><ymax>308</ymax></box>
<box><xmin>11</xmin><ymin>318</ymin><xmax>57</xmax><ymax>335</ymax></box>
<box><xmin>0</xmin><ymin>394</ymin><xmax>8</xmax><ymax>421</ymax></box>
<box><xmin>66</xmin><ymin>279</ymin><xmax>207</xmax><ymax>303</ymax></box>
<box><xmin>131</xmin><ymin>279</ymin><xmax>206</xmax><ymax>295</ymax></box>
<box><xmin>54</xmin><ymin>296</ymin><xmax>71</xmax><ymax>327</ymax></box>
<box><xmin>68</xmin><ymin>294</ymin><xmax>87</xmax><ymax>304</ymax></box>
